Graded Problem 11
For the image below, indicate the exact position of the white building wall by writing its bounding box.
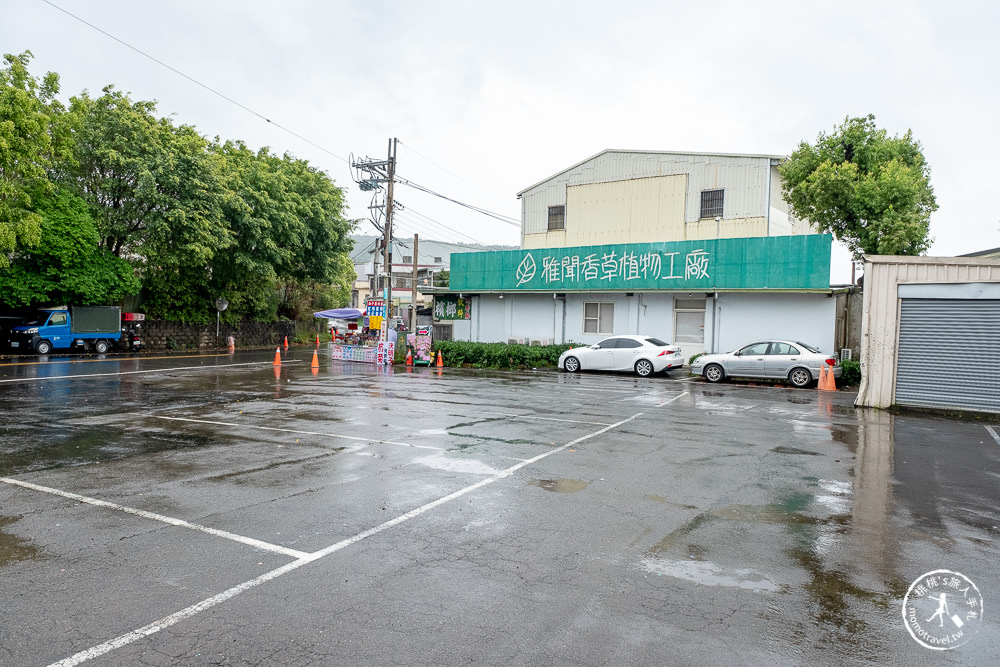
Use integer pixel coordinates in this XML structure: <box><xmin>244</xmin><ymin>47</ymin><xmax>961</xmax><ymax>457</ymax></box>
<box><xmin>452</xmin><ymin>292</ymin><xmax>836</xmax><ymax>364</ymax></box>
<box><xmin>714</xmin><ymin>293</ymin><xmax>836</xmax><ymax>353</ymax></box>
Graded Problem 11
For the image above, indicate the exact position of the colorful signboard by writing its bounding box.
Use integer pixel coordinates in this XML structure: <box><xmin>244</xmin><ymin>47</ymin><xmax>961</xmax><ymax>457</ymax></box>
<box><xmin>366</xmin><ymin>298</ymin><xmax>385</xmax><ymax>332</ymax></box>
<box><xmin>449</xmin><ymin>235</ymin><xmax>832</xmax><ymax>292</ymax></box>
<box><xmin>376</xmin><ymin>341</ymin><xmax>395</xmax><ymax>365</ymax></box>
<box><xmin>434</xmin><ymin>296</ymin><xmax>472</xmax><ymax>320</ymax></box>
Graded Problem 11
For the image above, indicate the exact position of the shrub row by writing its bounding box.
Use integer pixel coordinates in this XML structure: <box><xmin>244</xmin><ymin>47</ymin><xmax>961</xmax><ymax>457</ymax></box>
<box><xmin>428</xmin><ymin>341</ymin><xmax>579</xmax><ymax>369</ymax></box>
<box><xmin>839</xmin><ymin>359</ymin><xmax>862</xmax><ymax>385</ymax></box>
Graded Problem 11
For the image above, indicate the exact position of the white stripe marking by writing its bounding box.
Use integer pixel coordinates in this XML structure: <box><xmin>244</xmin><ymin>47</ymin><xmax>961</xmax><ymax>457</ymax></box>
<box><xmin>0</xmin><ymin>477</ymin><xmax>308</xmax><ymax>559</ymax></box>
<box><xmin>657</xmin><ymin>391</ymin><xmax>690</xmax><ymax>407</ymax></box>
<box><xmin>154</xmin><ymin>416</ymin><xmax>444</xmax><ymax>451</ymax></box>
<box><xmin>485</xmin><ymin>412</ymin><xmax>613</xmax><ymax>426</ymax></box>
<box><xmin>986</xmin><ymin>425</ymin><xmax>1000</xmax><ymax>446</ymax></box>
<box><xmin>45</xmin><ymin>412</ymin><xmax>642</xmax><ymax>667</ymax></box>
<box><xmin>0</xmin><ymin>361</ymin><xmax>296</xmax><ymax>384</ymax></box>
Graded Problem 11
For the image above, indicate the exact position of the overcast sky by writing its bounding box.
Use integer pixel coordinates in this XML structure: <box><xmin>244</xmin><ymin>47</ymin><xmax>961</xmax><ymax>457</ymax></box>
<box><xmin>5</xmin><ymin>1</ymin><xmax>999</xmax><ymax>282</ymax></box>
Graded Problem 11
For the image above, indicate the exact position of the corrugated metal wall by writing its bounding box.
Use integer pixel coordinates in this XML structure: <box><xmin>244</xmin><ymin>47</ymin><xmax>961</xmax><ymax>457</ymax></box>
<box><xmin>856</xmin><ymin>257</ymin><xmax>1000</xmax><ymax>411</ymax></box>
<box><xmin>520</xmin><ymin>152</ymin><xmax>773</xmax><ymax>239</ymax></box>
<box><xmin>895</xmin><ymin>299</ymin><xmax>1000</xmax><ymax>412</ymax></box>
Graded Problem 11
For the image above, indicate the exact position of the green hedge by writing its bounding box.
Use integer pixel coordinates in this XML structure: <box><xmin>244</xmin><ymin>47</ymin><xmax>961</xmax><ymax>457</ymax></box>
<box><xmin>424</xmin><ymin>340</ymin><xmax>580</xmax><ymax>369</ymax></box>
<box><xmin>839</xmin><ymin>359</ymin><xmax>862</xmax><ymax>385</ymax></box>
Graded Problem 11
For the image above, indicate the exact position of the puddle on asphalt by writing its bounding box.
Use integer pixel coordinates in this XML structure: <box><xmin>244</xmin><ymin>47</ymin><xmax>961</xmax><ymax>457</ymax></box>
<box><xmin>771</xmin><ymin>446</ymin><xmax>820</xmax><ymax>456</ymax></box>
<box><xmin>529</xmin><ymin>478</ymin><xmax>587</xmax><ymax>493</ymax></box>
<box><xmin>643</xmin><ymin>495</ymin><xmax>697</xmax><ymax>509</ymax></box>
<box><xmin>789</xmin><ymin>547</ymin><xmax>908</xmax><ymax>633</ymax></box>
<box><xmin>0</xmin><ymin>515</ymin><xmax>41</xmax><ymax>566</ymax></box>
<box><xmin>642</xmin><ymin>557</ymin><xmax>779</xmax><ymax>592</ymax></box>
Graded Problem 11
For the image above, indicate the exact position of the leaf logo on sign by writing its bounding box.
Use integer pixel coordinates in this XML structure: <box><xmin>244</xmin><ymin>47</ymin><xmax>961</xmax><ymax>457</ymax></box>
<box><xmin>516</xmin><ymin>253</ymin><xmax>536</xmax><ymax>286</ymax></box>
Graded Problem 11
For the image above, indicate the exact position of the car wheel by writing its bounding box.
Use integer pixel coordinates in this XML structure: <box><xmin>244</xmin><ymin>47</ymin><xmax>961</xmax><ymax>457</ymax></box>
<box><xmin>36</xmin><ymin>340</ymin><xmax>52</xmax><ymax>355</ymax></box>
<box><xmin>634</xmin><ymin>359</ymin><xmax>654</xmax><ymax>377</ymax></box>
<box><xmin>95</xmin><ymin>340</ymin><xmax>109</xmax><ymax>354</ymax></box>
<box><xmin>563</xmin><ymin>356</ymin><xmax>581</xmax><ymax>373</ymax></box>
<box><xmin>788</xmin><ymin>367</ymin><xmax>813</xmax><ymax>388</ymax></box>
<box><xmin>704</xmin><ymin>363</ymin><xmax>724</xmax><ymax>383</ymax></box>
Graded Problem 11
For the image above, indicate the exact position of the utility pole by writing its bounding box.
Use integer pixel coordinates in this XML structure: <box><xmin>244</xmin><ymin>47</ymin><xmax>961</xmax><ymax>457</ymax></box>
<box><xmin>383</xmin><ymin>138</ymin><xmax>397</xmax><ymax>342</ymax></box>
<box><xmin>350</xmin><ymin>138</ymin><xmax>398</xmax><ymax>343</ymax></box>
<box><xmin>411</xmin><ymin>233</ymin><xmax>419</xmax><ymax>331</ymax></box>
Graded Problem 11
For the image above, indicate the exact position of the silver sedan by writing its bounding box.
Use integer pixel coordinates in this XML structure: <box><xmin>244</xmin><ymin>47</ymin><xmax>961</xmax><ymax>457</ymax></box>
<box><xmin>690</xmin><ymin>340</ymin><xmax>842</xmax><ymax>388</ymax></box>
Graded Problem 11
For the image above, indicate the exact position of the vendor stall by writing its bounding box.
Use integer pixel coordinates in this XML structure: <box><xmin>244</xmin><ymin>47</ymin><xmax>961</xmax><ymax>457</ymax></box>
<box><xmin>312</xmin><ymin>308</ymin><xmax>393</xmax><ymax>364</ymax></box>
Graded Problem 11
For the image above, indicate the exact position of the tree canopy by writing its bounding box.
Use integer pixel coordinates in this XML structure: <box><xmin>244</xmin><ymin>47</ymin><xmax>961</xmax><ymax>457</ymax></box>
<box><xmin>779</xmin><ymin>114</ymin><xmax>937</xmax><ymax>261</ymax></box>
<box><xmin>0</xmin><ymin>52</ymin><xmax>355</xmax><ymax>321</ymax></box>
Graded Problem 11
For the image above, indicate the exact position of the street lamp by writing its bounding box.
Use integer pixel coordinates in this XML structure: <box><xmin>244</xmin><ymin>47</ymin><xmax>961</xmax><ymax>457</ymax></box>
<box><xmin>215</xmin><ymin>297</ymin><xmax>229</xmax><ymax>342</ymax></box>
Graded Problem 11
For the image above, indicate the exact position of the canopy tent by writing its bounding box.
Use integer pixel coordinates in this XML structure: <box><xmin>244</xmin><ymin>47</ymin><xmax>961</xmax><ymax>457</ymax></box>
<box><xmin>313</xmin><ymin>308</ymin><xmax>364</xmax><ymax>320</ymax></box>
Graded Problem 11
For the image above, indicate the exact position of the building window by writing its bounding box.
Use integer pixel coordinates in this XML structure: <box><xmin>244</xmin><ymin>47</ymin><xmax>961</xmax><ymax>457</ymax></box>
<box><xmin>548</xmin><ymin>205</ymin><xmax>565</xmax><ymax>231</ymax></box>
<box><xmin>433</xmin><ymin>256</ymin><xmax>442</xmax><ymax>263</ymax></box>
<box><xmin>584</xmin><ymin>302</ymin><xmax>614</xmax><ymax>334</ymax></box>
<box><xmin>700</xmin><ymin>189</ymin><xmax>724</xmax><ymax>219</ymax></box>
<box><xmin>402</xmin><ymin>255</ymin><xmax>412</xmax><ymax>264</ymax></box>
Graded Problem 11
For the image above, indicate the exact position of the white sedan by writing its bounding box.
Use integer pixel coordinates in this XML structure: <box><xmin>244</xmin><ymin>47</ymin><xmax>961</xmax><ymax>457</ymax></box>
<box><xmin>558</xmin><ymin>335</ymin><xmax>684</xmax><ymax>377</ymax></box>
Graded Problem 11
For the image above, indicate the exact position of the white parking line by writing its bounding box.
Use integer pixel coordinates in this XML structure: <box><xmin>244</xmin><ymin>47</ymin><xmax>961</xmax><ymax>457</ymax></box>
<box><xmin>154</xmin><ymin>416</ymin><xmax>445</xmax><ymax>451</ymax></box>
<box><xmin>485</xmin><ymin>412</ymin><xmax>614</xmax><ymax>426</ymax></box>
<box><xmin>986</xmin><ymin>425</ymin><xmax>1000</xmax><ymax>446</ymax></box>
<box><xmin>0</xmin><ymin>361</ymin><xmax>295</xmax><ymax>384</ymax></box>
<box><xmin>45</xmin><ymin>412</ymin><xmax>643</xmax><ymax>667</ymax></box>
<box><xmin>0</xmin><ymin>477</ymin><xmax>308</xmax><ymax>559</ymax></box>
<box><xmin>657</xmin><ymin>391</ymin><xmax>690</xmax><ymax>407</ymax></box>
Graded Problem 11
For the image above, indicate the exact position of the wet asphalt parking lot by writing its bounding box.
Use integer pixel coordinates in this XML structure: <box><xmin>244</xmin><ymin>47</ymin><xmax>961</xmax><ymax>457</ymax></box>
<box><xmin>1</xmin><ymin>347</ymin><xmax>998</xmax><ymax>666</ymax></box>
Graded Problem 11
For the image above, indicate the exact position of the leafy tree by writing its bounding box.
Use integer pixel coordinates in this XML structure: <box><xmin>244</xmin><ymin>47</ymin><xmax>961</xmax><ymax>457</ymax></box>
<box><xmin>0</xmin><ymin>186</ymin><xmax>139</xmax><ymax>305</ymax></box>
<box><xmin>779</xmin><ymin>114</ymin><xmax>937</xmax><ymax>261</ymax></box>
<box><xmin>434</xmin><ymin>269</ymin><xmax>450</xmax><ymax>287</ymax></box>
<box><xmin>0</xmin><ymin>52</ymin><xmax>67</xmax><ymax>268</ymax></box>
<box><xmin>63</xmin><ymin>88</ymin><xmax>230</xmax><ymax>320</ymax></box>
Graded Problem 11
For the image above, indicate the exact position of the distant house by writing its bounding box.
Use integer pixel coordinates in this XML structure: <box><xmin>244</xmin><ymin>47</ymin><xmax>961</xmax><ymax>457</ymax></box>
<box><xmin>437</xmin><ymin>149</ymin><xmax>847</xmax><ymax>363</ymax></box>
<box><xmin>959</xmin><ymin>247</ymin><xmax>1000</xmax><ymax>259</ymax></box>
<box><xmin>349</xmin><ymin>235</ymin><xmax>513</xmax><ymax>319</ymax></box>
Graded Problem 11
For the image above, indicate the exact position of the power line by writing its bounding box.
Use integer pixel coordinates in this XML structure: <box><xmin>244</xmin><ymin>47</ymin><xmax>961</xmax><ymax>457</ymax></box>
<box><xmin>43</xmin><ymin>1</ymin><xmax>523</xmax><ymax>237</ymax></box>
<box><xmin>398</xmin><ymin>140</ymin><xmax>513</xmax><ymax>211</ymax></box>
<box><xmin>396</xmin><ymin>175</ymin><xmax>521</xmax><ymax>226</ymax></box>
<box><xmin>394</xmin><ymin>208</ymin><xmax>486</xmax><ymax>245</ymax></box>
<box><xmin>42</xmin><ymin>0</ymin><xmax>349</xmax><ymax>166</ymax></box>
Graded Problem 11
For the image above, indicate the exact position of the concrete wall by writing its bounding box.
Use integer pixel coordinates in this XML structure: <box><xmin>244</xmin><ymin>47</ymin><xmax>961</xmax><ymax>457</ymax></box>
<box><xmin>713</xmin><ymin>293</ymin><xmax>835</xmax><ymax>353</ymax></box>
<box><xmin>856</xmin><ymin>255</ymin><xmax>1000</xmax><ymax>409</ymax></box>
<box><xmin>143</xmin><ymin>320</ymin><xmax>294</xmax><ymax>351</ymax></box>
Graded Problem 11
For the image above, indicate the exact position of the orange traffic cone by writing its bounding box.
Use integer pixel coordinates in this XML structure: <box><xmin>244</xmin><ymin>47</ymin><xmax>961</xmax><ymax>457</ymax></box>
<box><xmin>273</xmin><ymin>347</ymin><xmax>281</xmax><ymax>366</ymax></box>
<box><xmin>435</xmin><ymin>350</ymin><xmax>443</xmax><ymax>367</ymax></box>
<box><xmin>311</xmin><ymin>350</ymin><xmax>319</xmax><ymax>369</ymax></box>
<box><xmin>824</xmin><ymin>363</ymin><xmax>838</xmax><ymax>391</ymax></box>
<box><xmin>405</xmin><ymin>349</ymin><xmax>413</xmax><ymax>366</ymax></box>
<box><xmin>315</xmin><ymin>334</ymin><xmax>319</xmax><ymax>347</ymax></box>
<box><xmin>818</xmin><ymin>364</ymin><xmax>834</xmax><ymax>391</ymax></box>
<box><xmin>283</xmin><ymin>336</ymin><xmax>289</xmax><ymax>349</ymax></box>
<box><xmin>227</xmin><ymin>335</ymin><xmax>235</xmax><ymax>353</ymax></box>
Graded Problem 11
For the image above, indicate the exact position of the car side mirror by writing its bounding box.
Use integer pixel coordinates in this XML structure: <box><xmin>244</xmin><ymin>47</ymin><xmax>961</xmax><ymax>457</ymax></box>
<box><xmin>591</xmin><ymin>344</ymin><xmax>600</xmax><ymax>349</ymax></box>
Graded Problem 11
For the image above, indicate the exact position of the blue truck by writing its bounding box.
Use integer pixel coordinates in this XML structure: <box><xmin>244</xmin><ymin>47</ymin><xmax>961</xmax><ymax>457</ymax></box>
<box><xmin>9</xmin><ymin>306</ymin><xmax>123</xmax><ymax>354</ymax></box>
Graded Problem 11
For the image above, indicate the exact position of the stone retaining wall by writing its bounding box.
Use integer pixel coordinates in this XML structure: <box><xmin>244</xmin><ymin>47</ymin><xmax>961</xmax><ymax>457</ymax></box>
<box><xmin>141</xmin><ymin>320</ymin><xmax>295</xmax><ymax>351</ymax></box>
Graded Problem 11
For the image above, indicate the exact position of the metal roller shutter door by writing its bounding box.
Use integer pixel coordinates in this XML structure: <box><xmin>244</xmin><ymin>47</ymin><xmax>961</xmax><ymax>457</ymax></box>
<box><xmin>896</xmin><ymin>299</ymin><xmax>1000</xmax><ymax>412</ymax></box>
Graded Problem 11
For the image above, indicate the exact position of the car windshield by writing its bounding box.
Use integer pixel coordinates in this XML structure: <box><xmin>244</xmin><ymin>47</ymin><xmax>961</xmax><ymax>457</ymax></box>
<box><xmin>644</xmin><ymin>337</ymin><xmax>669</xmax><ymax>347</ymax></box>
<box><xmin>795</xmin><ymin>341</ymin><xmax>821</xmax><ymax>353</ymax></box>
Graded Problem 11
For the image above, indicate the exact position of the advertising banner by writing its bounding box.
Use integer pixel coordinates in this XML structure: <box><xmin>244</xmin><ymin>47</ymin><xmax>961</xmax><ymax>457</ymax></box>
<box><xmin>434</xmin><ymin>296</ymin><xmax>472</xmax><ymax>320</ymax></box>
<box><xmin>449</xmin><ymin>235</ymin><xmax>832</xmax><ymax>292</ymax></box>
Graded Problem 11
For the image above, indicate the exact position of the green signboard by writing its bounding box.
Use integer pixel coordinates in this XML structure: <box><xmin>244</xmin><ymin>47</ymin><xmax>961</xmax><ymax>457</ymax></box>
<box><xmin>451</xmin><ymin>235</ymin><xmax>832</xmax><ymax>291</ymax></box>
<box><xmin>433</xmin><ymin>295</ymin><xmax>472</xmax><ymax>320</ymax></box>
